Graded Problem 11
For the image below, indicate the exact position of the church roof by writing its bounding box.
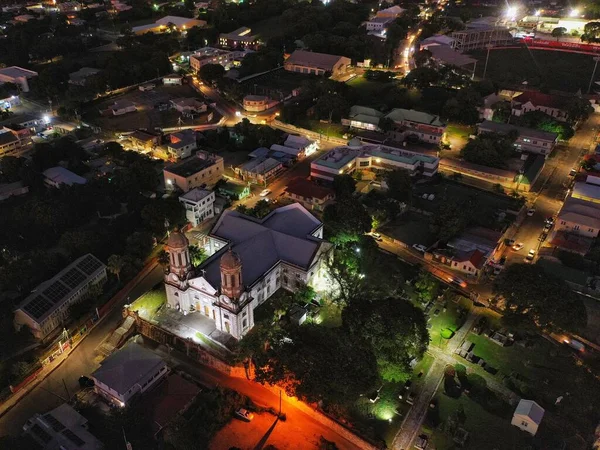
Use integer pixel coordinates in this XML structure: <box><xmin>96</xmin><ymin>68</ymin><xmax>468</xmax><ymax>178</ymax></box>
<box><xmin>167</xmin><ymin>230</ymin><xmax>188</xmax><ymax>249</ymax></box>
<box><xmin>198</xmin><ymin>204</ymin><xmax>328</xmax><ymax>290</ymax></box>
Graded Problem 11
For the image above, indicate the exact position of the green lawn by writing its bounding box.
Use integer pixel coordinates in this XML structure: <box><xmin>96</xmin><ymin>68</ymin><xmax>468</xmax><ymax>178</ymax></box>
<box><xmin>428</xmin><ymin>294</ymin><xmax>471</xmax><ymax>350</ymax></box>
<box><xmin>471</xmin><ymin>47</ymin><xmax>599</xmax><ymax>93</ymax></box>
<box><xmin>304</xmin><ymin>120</ymin><xmax>347</xmax><ymax>139</ymax></box>
<box><xmin>316</xmin><ymin>301</ymin><xmax>343</xmax><ymax>328</ymax></box>
<box><xmin>131</xmin><ymin>288</ymin><xmax>166</xmax><ymax>319</ymax></box>
<box><xmin>430</xmin><ymin>394</ymin><xmax>532</xmax><ymax>450</ymax></box>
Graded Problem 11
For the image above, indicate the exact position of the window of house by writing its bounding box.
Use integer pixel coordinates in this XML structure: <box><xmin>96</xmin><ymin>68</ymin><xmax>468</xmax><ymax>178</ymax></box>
<box><xmin>521</xmin><ymin>421</ymin><xmax>528</xmax><ymax>427</ymax></box>
<box><xmin>574</xmin><ymin>225</ymin><xmax>580</xmax><ymax>230</ymax></box>
<box><xmin>224</xmin><ymin>314</ymin><xmax>229</xmax><ymax>320</ymax></box>
<box><xmin>561</xmin><ymin>220</ymin><xmax>566</xmax><ymax>225</ymax></box>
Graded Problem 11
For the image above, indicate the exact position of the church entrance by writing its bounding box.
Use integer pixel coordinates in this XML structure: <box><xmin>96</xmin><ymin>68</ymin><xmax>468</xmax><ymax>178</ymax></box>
<box><xmin>204</xmin><ymin>305</ymin><xmax>209</xmax><ymax>317</ymax></box>
<box><xmin>225</xmin><ymin>322</ymin><xmax>230</xmax><ymax>334</ymax></box>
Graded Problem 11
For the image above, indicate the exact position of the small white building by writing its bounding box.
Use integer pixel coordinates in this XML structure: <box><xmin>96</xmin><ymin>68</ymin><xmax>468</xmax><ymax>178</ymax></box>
<box><xmin>163</xmin><ymin>73</ymin><xmax>184</xmax><ymax>85</ymax></box>
<box><xmin>170</xmin><ymin>98</ymin><xmax>207</xmax><ymax>114</ymax></box>
<box><xmin>511</xmin><ymin>399</ymin><xmax>545</xmax><ymax>436</ymax></box>
<box><xmin>166</xmin><ymin>129</ymin><xmax>197</xmax><ymax>160</ymax></box>
<box><xmin>179</xmin><ymin>187</ymin><xmax>216</xmax><ymax>226</ymax></box>
<box><xmin>284</xmin><ymin>134</ymin><xmax>318</xmax><ymax>157</ymax></box>
<box><xmin>366</xmin><ymin>16</ymin><xmax>393</xmax><ymax>32</ymax></box>
<box><xmin>0</xmin><ymin>66</ymin><xmax>38</xmax><ymax>93</ymax></box>
<box><xmin>111</xmin><ymin>101</ymin><xmax>136</xmax><ymax>116</ymax></box>
<box><xmin>92</xmin><ymin>342</ymin><xmax>168</xmax><ymax>407</ymax></box>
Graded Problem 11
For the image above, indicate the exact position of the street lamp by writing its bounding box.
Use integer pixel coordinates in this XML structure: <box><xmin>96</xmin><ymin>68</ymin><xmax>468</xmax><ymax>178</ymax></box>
<box><xmin>570</xmin><ymin>8</ymin><xmax>580</xmax><ymax>17</ymax></box>
<box><xmin>482</xmin><ymin>44</ymin><xmax>494</xmax><ymax>80</ymax></box>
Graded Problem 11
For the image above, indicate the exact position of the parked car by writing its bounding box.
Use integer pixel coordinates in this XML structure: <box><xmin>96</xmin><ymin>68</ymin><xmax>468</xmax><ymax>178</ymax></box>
<box><xmin>371</xmin><ymin>232</ymin><xmax>382</xmax><ymax>241</ymax></box>
<box><xmin>543</xmin><ymin>222</ymin><xmax>552</xmax><ymax>231</ymax></box>
<box><xmin>512</xmin><ymin>242</ymin><xmax>524</xmax><ymax>251</ymax></box>
<box><xmin>524</xmin><ymin>249</ymin><xmax>536</xmax><ymax>263</ymax></box>
<box><xmin>406</xmin><ymin>391</ymin><xmax>416</xmax><ymax>405</ymax></box>
<box><xmin>412</xmin><ymin>244</ymin><xmax>427</xmax><ymax>253</ymax></box>
<box><xmin>415</xmin><ymin>435</ymin><xmax>429</xmax><ymax>450</ymax></box>
<box><xmin>527</xmin><ymin>208</ymin><xmax>536</xmax><ymax>216</ymax></box>
<box><xmin>139</xmin><ymin>83</ymin><xmax>155</xmax><ymax>91</ymax></box>
<box><xmin>235</xmin><ymin>408</ymin><xmax>254</xmax><ymax>421</ymax></box>
<box><xmin>259</xmin><ymin>189</ymin><xmax>271</xmax><ymax>197</ymax></box>
<box><xmin>569</xmin><ymin>168</ymin><xmax>577</xmax><ymax>176</ymax></box>
<box><xmin>78</xmin><ymin>376</ymin><xmax>94</xmax><ymax>388</ymax></box>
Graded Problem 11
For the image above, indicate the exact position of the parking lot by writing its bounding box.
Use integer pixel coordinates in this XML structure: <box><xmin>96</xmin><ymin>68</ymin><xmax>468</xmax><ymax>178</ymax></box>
<box><xmin>89</xmin><ymin>84</ymin><xmax>217</xmax><ymax>133</ymax></box>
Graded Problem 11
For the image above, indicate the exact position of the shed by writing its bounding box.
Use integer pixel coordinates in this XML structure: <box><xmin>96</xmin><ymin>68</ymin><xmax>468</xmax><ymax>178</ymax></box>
<box><xmin>511</xmin><ymin>399</ymin><xmax>544</xmax><ymax>436</ymax></box>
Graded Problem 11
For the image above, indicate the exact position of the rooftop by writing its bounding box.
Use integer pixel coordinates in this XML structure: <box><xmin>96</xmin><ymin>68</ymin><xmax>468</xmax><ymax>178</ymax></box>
<box><xmin>0</xmin><ymin>130</ymin><xmax>18</xmax><ymax>146</ymax></box>
<box><xmin>199</xmin><ymin>204</ymin><xmax>329</xmax><ymax>290</ymax></box>
<box><xmin>270</xmin><ymin>143</ymin><xmax>302</xmax><ymax>157</ymax></box>
<box><xmin>220</xmin><ymin>26</ymin><xmax>257</xmax><ymax>41</ymax></box>
<box><xmin>164</xmin><ymin>154</ymin><xmax>218</xmax><ymax>178</ymax></box>
<box><xmin>285</xmin><ymin>177</ymin><xmax>334</xmax><ymax>200</ymax></box>
<box><xmin>478</xmin><ymin>120</ymin><xmax>558</xmax><ymax>142</ymax></box>
<box><xmin>514</xmin><ymin>399</ymin><xmax>545</xmax><ymax>425</ymax></box>
<box><xmin>155</xmin><ymin>16</ymin><xmax>206</xmax><ymax>28</ymax></box>
<box><xmin>368</xmin><ymin>16</ymin><xmax>394</xmax><ymax>24</ymax></box>
<box><xmin>385</xmin><ymin>108</ymin><xmax>446</xmax><ymax>127</ymax></box>
<box><xmin>179</xmin><ymin>187</ymin><xmax>213</xmax><ymax>203</ymax></box>
<box><xmin>240</xmin><ymin>157</ymin><xmax>281</xmax><ymax>174</ymax></box>
<box><xmin>285</xmin><ymin>50</ymin><xmax>350</xmax><ymax>71</ymax></box>
<box><xmin>43</xmin><ymin>166</ymin><xmax>87</xmax><ymax>186</ymax></box>
<box><xmin>16</xmin><ymin>254</ymin><xmax>105</xmax><ymax>324</ymax></box>
<box><xmin>92</xmin><ymin>342</ymin><xmax>165</xmax><ymax>395</ymax></box>
<box><xmin>428</xmin><ymin>44</ymin><xmax>477</xmax><ymax>67</ymax></box>
<box><xmin>0</xmin><ymin>66</ymin><xmax>38</xmax><ymax>79</ymax></box>
<box><xmin>512</xmin><ymin>91</ymin><xmax>569</xmax><ymax>110</ymax></box>
<box><xmin>571</xmin><ymin>181</ymin><xmax>600</xmax><ymax>203</ymax></box>
<box><xmin>68</xmin><ymin>67</ymin><xmax>100</xmax><ymax>82</ymax></box>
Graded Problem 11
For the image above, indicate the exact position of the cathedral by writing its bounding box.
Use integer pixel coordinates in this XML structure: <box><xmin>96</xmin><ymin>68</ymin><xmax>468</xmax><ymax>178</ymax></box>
<box><xmin>164</xmin><ymin>203</ymin><xmax>332</xmax><ymax>339</ymax></box>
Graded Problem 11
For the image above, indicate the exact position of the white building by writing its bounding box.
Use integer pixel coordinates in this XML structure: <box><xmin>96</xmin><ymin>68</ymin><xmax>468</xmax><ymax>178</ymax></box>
<box><xmin>0</xmin><ymin>66</ymin><xmax>38</xmax><ymax>93</ymax></box>
<box><xmin>170</xmin><ymin>98</ymin><xmax>207</xmax><ymax>115</ymax></box>
<box><xmin>511</xmin><ymin>399</ymin><xmax>545</xmax><ymax>436</ymax></box>
<box><xmin>179</xmin><ymin>187</ymin><xmax>216</xmax><ymax>226</ymax></box>
<box><xmin>92</xmin><ymin>342</ymin><xmax>168</xmax><ymax>407</ymax></box>
<box><xmin>366</xmin><ymin>16</ymin><xmax>393</xmax><ymax>32</ymax></box>
<box><xmin>14</xmin><ymin>254</ymin><xmax>107</xmax><ymax>340</ymax></box>
<box><xmin>164</xmin><ymin>204</ymin><xmax>332</xmax><ymax>339</ymax></box>
<box><xmin>23</xmin><ymin>403</ymin><xmax>104</xmax><ymax>450</ymax></box>
<box><xmin>189</xmin><ymin>47</ymin><xmax>251</xmax><ymax>71</ymax></box>
<box><xmin>166</xmin><ymin>129</ymin><xmax>197</xmax><ymax>160</ymax></box>
<box><xmin>110</xmin><ymin>101</ymin><xmax>136</xmax><ymax>116</ymax></box>
<box><xmin>284</xmin><ymin>135</ymin><xmax>318</xmax><ymax>157</ymax></box>
<box><xmin>43</xmin><ymin>166</ymin><xmax>87</xmax><ymax>188</ymax></box>
<box><xmin>163</xmin><ymin>73</ymin><xmax>184</xmax><ymax>85</ymax></box>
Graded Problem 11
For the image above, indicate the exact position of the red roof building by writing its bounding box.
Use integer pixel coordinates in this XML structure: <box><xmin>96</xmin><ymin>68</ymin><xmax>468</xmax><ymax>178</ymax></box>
<box><xmin>285</xmin><ymin>178</ymin><xmax>335</xmax><ymax>212</ymax></box>
<box><xmin>511</xmin><ymin>91</ymin><xmax>570</xmax><ymax>121</ymax></box>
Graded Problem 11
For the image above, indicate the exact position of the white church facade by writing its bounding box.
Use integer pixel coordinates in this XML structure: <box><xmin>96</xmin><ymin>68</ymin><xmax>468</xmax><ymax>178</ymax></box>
<box><xmin>164</xmin><ymin>203</ymin><xmax>332</xmax><ymax>339</ymax></box>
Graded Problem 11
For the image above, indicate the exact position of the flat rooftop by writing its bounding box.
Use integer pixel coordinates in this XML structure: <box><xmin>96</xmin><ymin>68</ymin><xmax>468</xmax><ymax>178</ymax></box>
<box><xmin>165</xmin><ymin>157</ymin><xmax>216</xmax><ymax>178</ymax></box>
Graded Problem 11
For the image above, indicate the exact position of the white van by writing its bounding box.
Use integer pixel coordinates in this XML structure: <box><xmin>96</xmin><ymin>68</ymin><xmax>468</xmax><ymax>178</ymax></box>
<box><xmin>139</xmin><ymin>84</ymin><xmax>156</xmax><ymax>91</ymax></box>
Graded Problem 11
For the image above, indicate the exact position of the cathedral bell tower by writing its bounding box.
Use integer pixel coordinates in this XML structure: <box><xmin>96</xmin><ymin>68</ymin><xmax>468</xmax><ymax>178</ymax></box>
<box><xmin>220</xmin><ymin>248</ymin><xmax>243</xmax><ymax>300</ymax></box>
<box><xmin>167</xmin><ymin>229</ymin><xmax>192</xmax><ymax>281</ymax></box>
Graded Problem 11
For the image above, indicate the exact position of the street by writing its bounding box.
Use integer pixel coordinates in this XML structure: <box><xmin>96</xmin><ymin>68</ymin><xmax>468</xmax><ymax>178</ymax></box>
<box><xmin>0</xmin><ymin>265</ymin><xmax>164</xmax><ymax>436</ymax></box>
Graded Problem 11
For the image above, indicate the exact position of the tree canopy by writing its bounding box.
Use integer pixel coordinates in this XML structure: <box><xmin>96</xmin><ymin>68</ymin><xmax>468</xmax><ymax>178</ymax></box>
<box><xmin>343</xmin><ymin>297</ymin><xmax>429</xmax><ymax>382</ymax></box>
<box><xmin>493</xmin><ymin>263</ymin><xmax>587</xmax><ymax>331</ymax></box>
<box><xmin>460</xmin><ymin>132</ymin><xmax>517</xmax><ymax>169</ymax></box>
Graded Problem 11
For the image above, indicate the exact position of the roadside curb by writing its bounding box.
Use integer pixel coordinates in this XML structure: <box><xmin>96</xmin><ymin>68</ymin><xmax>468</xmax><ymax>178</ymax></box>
<box><xmin>0</xmin><ymin>262</ymin><xmax>159</xmax><ymax>422</ymax></box>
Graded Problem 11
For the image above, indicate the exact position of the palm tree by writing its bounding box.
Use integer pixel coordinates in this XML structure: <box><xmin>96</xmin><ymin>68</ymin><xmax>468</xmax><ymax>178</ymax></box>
<box><xmin>189</xmin><ymin>245</ymin><xmax>207</xmax><ymax>267</ymax></box>
<box><xmin>107</xmin><ymin>254</ymin><xmax>124</xmax><ymax>282</ymax></box>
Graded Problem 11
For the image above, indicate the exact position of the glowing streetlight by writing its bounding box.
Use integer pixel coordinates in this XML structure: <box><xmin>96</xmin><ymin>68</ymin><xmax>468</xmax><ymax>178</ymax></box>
<box><xmin>534</xmin><ymin>10</ymin><xmax>541</xmax><ymax>17</ymax></box>
<box><xmin>505</xmin><ymin>6</ymin><xmax>517</xmax><ymax>17</ymax></box>
<box><xmin>570</xmin><ymin>8</ymin><xmax>580</xmax><ymax>17</ymax></box>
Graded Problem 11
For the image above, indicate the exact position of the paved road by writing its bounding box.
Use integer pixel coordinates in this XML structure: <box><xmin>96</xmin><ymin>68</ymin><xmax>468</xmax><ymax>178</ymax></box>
<box><xmin>144</xmin><ymin>340</ymin><xmax>365</xmax><ymax>450</ymax></box>
<box><xmin>0</xmin><ymin>265</ymin><xmax>164</xmax><ymax>437</ymax></box>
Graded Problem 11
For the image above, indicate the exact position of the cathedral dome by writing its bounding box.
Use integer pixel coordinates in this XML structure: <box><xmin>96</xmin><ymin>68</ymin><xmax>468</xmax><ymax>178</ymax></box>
<box><xmin>167</xmin><ymin>229</ymin><xmax>188</xmax><ymax>249</ymax></box>
<box><xmin>220</xmin><ymin>248</ymin><xmax>242</xmax><ymax>271</ymax></box>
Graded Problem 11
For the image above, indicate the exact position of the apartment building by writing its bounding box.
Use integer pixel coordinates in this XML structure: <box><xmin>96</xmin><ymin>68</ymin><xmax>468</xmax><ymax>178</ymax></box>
<box><xmin>218</xmin><ymin>27</ymin><xmax>260</xmax><ymax>50</ymax></box>
<box><xmin>179</xmin><ymin>187</ymin><xmax>216</xmax><ymax>226</ymax></box>
<box><xmin>163</xmin><ymin>151</ymin><xmax>224</xmax><ymax>192</ymax></box>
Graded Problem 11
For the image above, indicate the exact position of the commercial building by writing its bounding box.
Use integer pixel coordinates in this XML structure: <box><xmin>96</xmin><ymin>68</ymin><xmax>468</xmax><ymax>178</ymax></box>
<box><xmin>129</xmin><ymin>129</ymin><xmax>161</xmax><ymax>151</ymax></box>
<box><xmin>555</xmin><ymin>181</ymin><xmax>600</xmax><ymax>240</ymax></box>
<box><xmin>284</xmin><ymin>50</ymin><xmax>351</xmax><ymax>78</ymax></box>
<box><xmin>243</xmin><ymin>95</ymin><xmax>270</xmax><ymax>112</ymax></box>
<box><xmin>92</xmin><ymin>342</ymin><xmax>168</xmax><ymax>407</ymax></box>
<box><xmin>311</xmin><ymin>138</ymin><xmax>439</xmax><ymax>182</ymax></box>
<box><xmin>179</xmin><ymin>187</ymin><xmax>216</xmax><ymax>226</ymax></box>
<box><xmin>284</xmin><ymin>134</ymin><xmax>318</xmax><ymax>157</ymax></box>
<box><xmin>451</xmin><ymin>27</ymin><xmax>514</xmax><ymax>51</ymax></box>
<box><xmin>285</xmin><ymin>177</ymin><xmax>335</xmax><ymax>212</ymax></box>
<box><xmin>218</xmin><ymin>27</ymin><xmax>260</xmax><ymax>50</ymax></box>
<box><xmin>0</xmin><ymin>125</ymin><xmax>33</xmax><ymax>157</ymax></box>
<box><xmin>477</xmin><ymin>120</ymin><xmax>558</xmax><ymax>155</ymax></box>
<box><xmin>14</xmin><ymin>254</ymin><xmax>107</xmax><ymax>340</ymax></box>
<box><xmin>366</xmin><ymin>16</ymin><xmax>393</xmax><ymax>32</ymax></box>
<box><xmin>23</xmin><ymin>403</ymin><xmax>104</xmax><ymax>450</ymax></box>
<box><xmin>163</xmin><ymin>151</ymin><xmax>224</xmax><ymax>192</ymax></box>
<box><xmin>0</xmin><ymin>66</ymin><xmax>38</xmax><ymax>92</ymax></box>
<box><xmin>189</xmin><ymin>47</ymin><xmax>251</xmax><ymax>71</ymax></box>
<box><xmin>236</xmin><ymin>157</ymin><xmax>283</xmax><ymax>185</ymax></box>
<box><xmin>511</xmin><ymin>399</ymin><xmax>544</xmax><ymax>436</ymax></box>
<box><xmin>342</xmin><ymin>105</ymin><xmax>384</xmax><ymax>131</ymax></box>
<box><xmin>164</xmin><ymin>203</ymin><xmax>332</xmax><ymax>339</ymax></box>
<box><xmin>132</xmin><ymin>16</ymin><xmax>206</xmax><ymax>35</ymax></box>
<box><xmin>385</xmin><ymin>108</ymin><xmax>447</xmax><ymax>144</ymax></box>
<box><xmin>511</xmin><ymin>91</ymin><xmax>569</xmax><ymax>121</ymax></box>
<box><xmin>166</xmin><ymin>129</ymin><xmax>197</xmax><ymax>159</ymax></box>
<box><xmin>43</xmin><ymin>167</ymin><xmax>87</xmax><ymax>188</ymax></box>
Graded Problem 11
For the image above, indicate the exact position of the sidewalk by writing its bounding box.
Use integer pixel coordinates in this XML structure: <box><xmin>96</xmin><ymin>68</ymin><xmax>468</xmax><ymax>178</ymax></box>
<box><xmin>0</xmin><ymin>260</ymin><xmax>158</xmax><ymax>421</ymax></box>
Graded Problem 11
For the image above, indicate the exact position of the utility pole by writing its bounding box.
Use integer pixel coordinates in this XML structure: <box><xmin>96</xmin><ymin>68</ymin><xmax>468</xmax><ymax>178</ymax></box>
<box><xmin>62</xmin><ymin>378</ymin><xmax>70</xmax><ymax>401</ymax></box>
<box><xmin>482</xmin><ymin>45</ymin><xmax>493</xmax><ymax>80</ymax></box>
<box><xmin>588</xmin><ymin>56</ymin><xmax>600</xmax><ymax>94</ymax></box>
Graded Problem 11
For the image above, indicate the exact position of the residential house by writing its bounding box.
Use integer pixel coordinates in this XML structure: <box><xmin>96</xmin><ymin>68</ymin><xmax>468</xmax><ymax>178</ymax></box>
<box><xmin>451</xmin><ymin>27</ymin><xmax>514</xmax><ymax>51</ymax></box>
<box><xmin>217</xmin><ymin>181</ymin><xmax>250</xmax><ymax>200</ymax></box>
<box><xmin>342</xmin><ymin>105</ymin><xmax>384</xmax><ymax>131</ymax></box>
<box><xmin>511</xmin><ymin>399</ymin><xmax>544</xmax><ymax>436</ymax></box>
<box><xmin>236</xmin><ymin>157</ymin><xmax>283</xmax><ymax>184</ymax></box>
<box><xmin>43</xmin><ymin>167</ymin><xmax>87</xmax><ymax>188</ymax></box>
<box><xmin>170</xmin><ymin>98</ymin><xmax>207</xmax><ymax>115</ymax></box>
<box><xmin>129</xmin><ymin>129</ymin><xmax>161</xmax><ymax>151</ymax></box>
<box><xmin>285</xmin><ymin>177</ymin><xmax>335</xmax><ymax>212</ymax></box>
<box><xmin>284</xmin><ymin>50</ymin><xmax>351</xmax><ymax>78</ymax></box>
<box><xmin>0</xmin><ymin>66</ymin><xmax>38</xmax><ymax>92</ymax></box>
<box><xmin>0</xmin><ymin>181</ymin><xmax>29</xmax><ymax>201</ymax></box>
<box><xmin>270</xmin><ymin>143</ymin><xmax>304</xmax><ymax>160</ymax></box>
<box><xmin>450</xmin><ymin>249</ymin><xmax>487</xmax><ymax>277</ymax></box>
<box><xmin>163</xmin><ymin>151</ymin><xmax>224</xmax><ymax>192</ymax></box>
<box><xmin>179</xmin><ymin>187</ymin><xmax>216</xmax><ymax>226</ymax></box>
<box><xmin>311</xmin><ymin>138</ymin><xmax>439</xmax><ymax>182</ymax></box>
<box><xmin>219</xmin><ymin>27</ymin><xmax>260</xmax><ymax>50</ymax></box>
<box><xmin>376</xmin><ymin>5</ymin><xmax>404</xmax><ymax>18</ymax></box>
<box><xmin>385</xmin><ymin>108</ymin><xmax>447</xmax><ymax>144</ymax></box>
<box><xmin>68</xmin><ymin>67</ymin><xmax>101</xmax><ymax>86</ymax></box>
<box><xmin>511</xmin><ymin>91</ymin><xmax>569</xmax><ymax>121</ymax></box>
<box><xmin>477</xmin><ymin>120</ymin><xmax>558</xmax><ymax>155</ymax></box>
<box><xmin>23</xmin><ymin>403</ymin><xmax>104</xmax><ymax>450</ymax></box>
<box><xmin>284</xmin><ymin>135</ymin><xmax>318</xmax><ymax>157</ymax></box>
<box><xmin>425</xmin><ymin>45</ymin><xmax>477</xmax><ymax>72</ymax></box>
<box><xmin>109</xmin><ymin>101</ymin><xmax>136</xmax><ymax>116</ymax></box>
<box><xmin>555</xmin><ymin>181</ymin><xmax>600</xmax><ymax>240</ymax></box>
<box><xmin>14</xmin><ymin>254</ymin><xmax>107</xmax><ymax>340</ymax></box>
<box><xmin>166</xmin><ymin>129</ymin><xmax>197</xmax><ymax>159</ymax></box>
<box><xmin>92</xmin><ymin>342</ymin><xmax>168</xmax><ymax>407</ymax></box>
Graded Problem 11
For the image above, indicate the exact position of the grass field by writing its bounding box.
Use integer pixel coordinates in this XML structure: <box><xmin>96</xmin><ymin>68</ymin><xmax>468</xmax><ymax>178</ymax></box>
<box><xmin>471</xmin><ymin>47</ymin><xmax>599</xmax><ymax>92</ymax></box>
<box><xmin>131</xmin><ymin>288</ymin><xmax>166</xmax><ymax>319</ymax></box>
<box><xmin>428</xmin><ymin>294</ymin><xmax>471</xmax><ymax>350</ymax></box>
